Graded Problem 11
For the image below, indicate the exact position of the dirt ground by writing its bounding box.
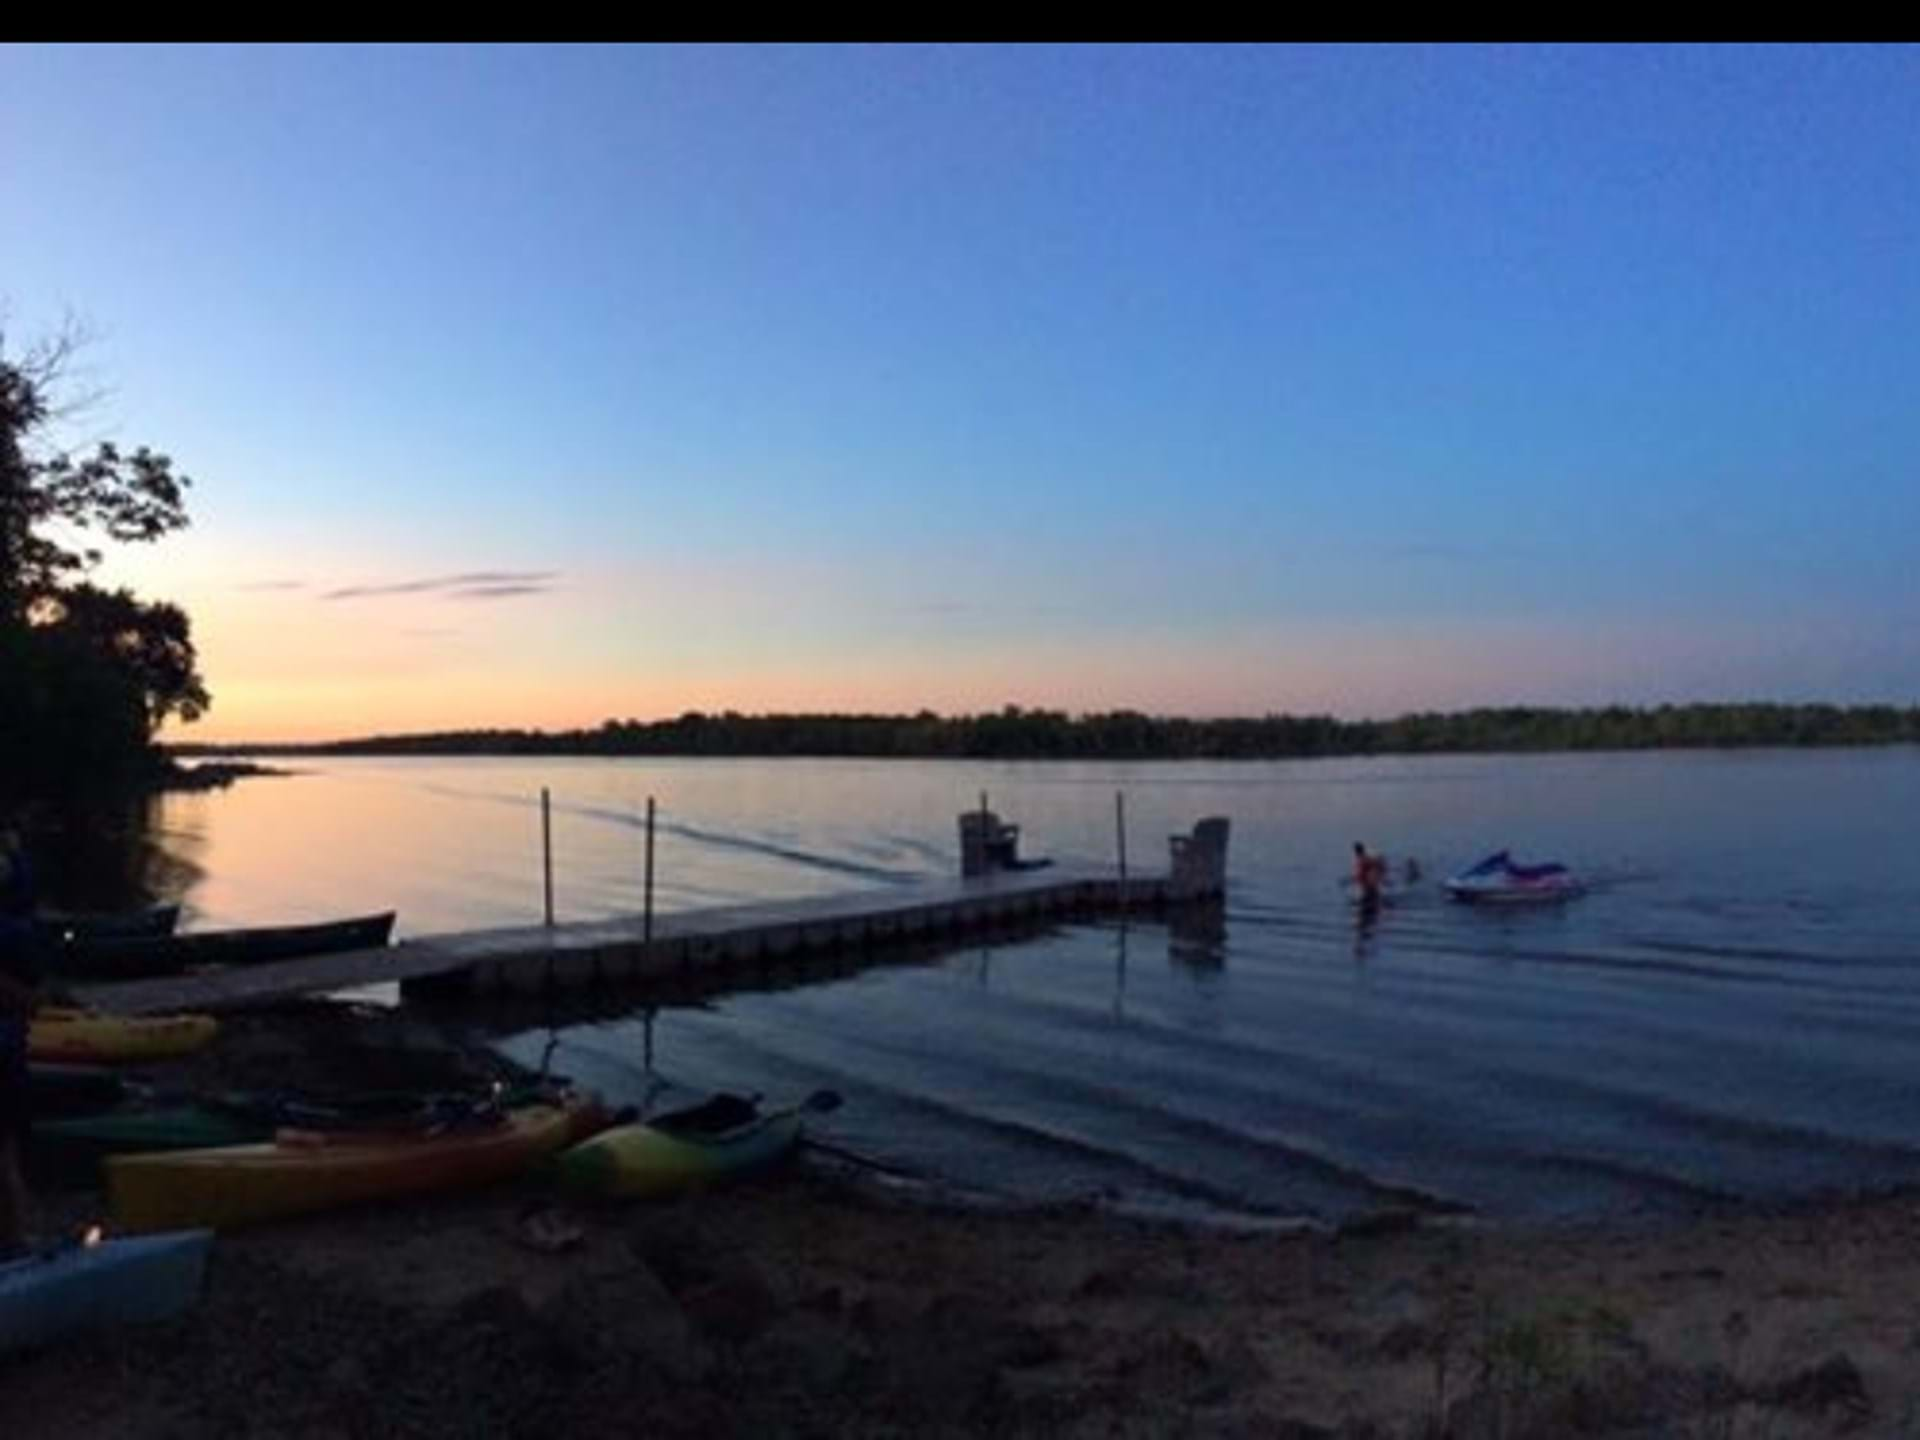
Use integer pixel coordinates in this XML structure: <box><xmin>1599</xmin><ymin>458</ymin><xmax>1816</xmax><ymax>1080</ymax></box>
<box><xmin>6</xmin><ymin>1007</ymin><xmax>1920</xmax><ymax>1438</ymax></box>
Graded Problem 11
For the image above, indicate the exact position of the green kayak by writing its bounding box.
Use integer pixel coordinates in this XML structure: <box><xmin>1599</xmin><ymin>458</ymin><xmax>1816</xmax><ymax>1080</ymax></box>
<box><xmin>29</xmin><ymin>1107</ymin><xmax>271</xmax><ymax>1183</ymax></box>
<box><xmin>554</xmin><ymin>1090</ymin><xmax>840</xmax><ymax>1200</ymax></box>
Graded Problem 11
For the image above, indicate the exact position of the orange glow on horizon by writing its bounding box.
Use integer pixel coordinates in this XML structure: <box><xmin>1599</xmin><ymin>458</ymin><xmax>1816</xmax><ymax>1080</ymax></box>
<box><xmin>160</xmin><ymin>614</ymin><xmax>1780</xmax><ymax>745</ymax></box>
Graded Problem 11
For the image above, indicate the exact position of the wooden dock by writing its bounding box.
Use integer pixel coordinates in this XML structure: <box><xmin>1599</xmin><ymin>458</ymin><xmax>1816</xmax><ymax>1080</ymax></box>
<box><xmin>73</xmin><ymin>866</ymin><xmax>1190</xmax><ymax>1016</ymax></box>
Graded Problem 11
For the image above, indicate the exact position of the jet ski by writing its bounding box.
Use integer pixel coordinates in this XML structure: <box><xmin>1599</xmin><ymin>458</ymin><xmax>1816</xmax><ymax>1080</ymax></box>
<box><xmin>1443</xmin><ymin>850</ymin><xmax>1583</xmax><ymax>905</ymax></box>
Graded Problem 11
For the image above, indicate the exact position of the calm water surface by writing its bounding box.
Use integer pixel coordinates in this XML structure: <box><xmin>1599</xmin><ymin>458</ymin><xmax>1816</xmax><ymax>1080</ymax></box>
<box><xmin>142</xmin><ymin>749</ymin><xmax>1920</xmax><ymax>1225</ymax></box>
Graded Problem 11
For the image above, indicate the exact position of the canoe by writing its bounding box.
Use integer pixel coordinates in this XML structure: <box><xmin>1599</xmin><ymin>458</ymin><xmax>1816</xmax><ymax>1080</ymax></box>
<box><xmin>554</xmin><ymin>1091</ymin><xmax>823</xmax><ymax>1200</ymax></box>
<box><xmin>0</xmin><ymin>1229</ymin><xmax>212</xmax><ymax>1356</ymax></box>
<box><xmin>32</xmin><ymin>905</ymin><xmax>181</xmax><ymax>944</ymax></box>
<box><xmin>27</xmin><ymin>1063</ymin><xmax>135</xmax><ymax>1118</ymax></box>
<box><xmin>1443</xmin><ymin>850</ymin><xmax>1584</xmax><ymax>905</ymax></box>
<box><xmin>106</xmin><ymin>1090</ymin><xmax>608</xmax><ymax>1233</ymax></box>
<box><xmin>53</xmin><ymin>910</ymin><xmax>397</xmax><ymax>981</ymax></box>
<box><xmin>27</xmin><ymin>1010</ymin><xmax>220</xmax><ymax>1065</ymax></box>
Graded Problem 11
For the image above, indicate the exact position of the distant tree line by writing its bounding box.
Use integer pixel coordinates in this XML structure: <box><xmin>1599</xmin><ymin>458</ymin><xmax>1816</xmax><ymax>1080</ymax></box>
<box><xmin>174</xmin><ymin>701</ymin><xmax>1920</xmax><ymax>762</ymax></box>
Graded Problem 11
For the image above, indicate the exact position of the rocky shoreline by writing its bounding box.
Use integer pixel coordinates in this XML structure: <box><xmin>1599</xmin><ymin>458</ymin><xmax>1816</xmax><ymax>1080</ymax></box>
<box><xmin>6</xmin><ymin>1007</ymin><xmax>1920</xmax><ymax>1437</ymax></box>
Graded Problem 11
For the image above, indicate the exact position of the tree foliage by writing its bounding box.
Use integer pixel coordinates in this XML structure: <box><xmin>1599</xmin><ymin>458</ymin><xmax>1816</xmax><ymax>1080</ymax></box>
<box><xmin>0</xmin><ymin>329</ymin><xmax>208</xmax><ymax>804</ymax></box>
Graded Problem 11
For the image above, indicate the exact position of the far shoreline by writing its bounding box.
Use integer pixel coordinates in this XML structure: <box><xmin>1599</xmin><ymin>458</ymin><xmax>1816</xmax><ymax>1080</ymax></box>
<box><xmin>164</xmin><ymin>699</ymin><xmax>1920</xmax><ymax>766</ymax></box>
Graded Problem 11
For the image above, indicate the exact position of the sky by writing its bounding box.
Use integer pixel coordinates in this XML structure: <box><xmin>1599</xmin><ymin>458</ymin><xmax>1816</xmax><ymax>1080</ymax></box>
<box><xmin>4</xmin><ymin>43</ymin><xmax>1920</xmax><ymax>742</ymax></box>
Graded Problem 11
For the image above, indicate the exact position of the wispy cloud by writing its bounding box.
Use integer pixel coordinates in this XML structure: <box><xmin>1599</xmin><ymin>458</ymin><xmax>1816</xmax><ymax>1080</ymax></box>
<box><xmin>237</xmin><ymin>579</ymin><xmax>306</xmax><ymax>591</ymax></box>
<box><xmin>322</xmin><ymin>570</ymin><xmax>558</xmax><ymax>601</ymax></box>
<box><xmin>448</xmin><ymin>584</ymin><xmax>554</xmax><ymax>601</ymax></box>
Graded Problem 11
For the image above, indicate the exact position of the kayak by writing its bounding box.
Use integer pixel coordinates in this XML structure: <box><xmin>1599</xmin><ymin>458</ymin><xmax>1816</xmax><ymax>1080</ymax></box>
<box><xmin>30</xmin><ymin>1107</ymin><xmax>272</xmax><ymax>1183</ymax></box>
<box><xmin>27</xmin><ymin>1010</ymin><xmax>220</xmax><ymax>1065</ymax></box>
<box><xmin>27</xmin><ymin>1063</ymin><xmax>135</xmax><ymax>1118</ymax></box>
<box><xmin>53</xmin><ymin>911</ymin><xmax>397</xmax><ymax>982</ymax></box>
<box><xmin>1443</xmin><ymin>851</ymin><xmax>1584</xmax><ymax>905</ymax></box>
<box><xmin>106</xmin><ymin>1090</ymin><xmax>608</xmax><ymax>1233</ymax></box>
<box><xmin>0</xmin><ymin>1229</ymin><xmax>212</xmax><ymax>1356</ymax></box>
<box><xmin>32</xmin><ymin>1082</ymin><xmax>569</xmax><ymax>1182</ymax></box>
<box><xmin>554</xmin><ymin>1091</ymin><xmax>834</xmax><ymax>1200</ymax></box>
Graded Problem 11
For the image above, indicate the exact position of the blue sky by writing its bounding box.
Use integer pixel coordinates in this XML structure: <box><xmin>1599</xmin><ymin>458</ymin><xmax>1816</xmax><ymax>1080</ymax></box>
<box><xmin>4</xmin><ymin>44</ymin><xmax>1918</xmax><ymax>739</ymax></box>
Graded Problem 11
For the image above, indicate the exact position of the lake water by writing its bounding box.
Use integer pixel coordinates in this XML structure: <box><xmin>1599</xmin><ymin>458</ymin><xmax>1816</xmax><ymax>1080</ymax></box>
<box><xmin>132</xmin><ymin>748</ymin><xmax>1920</xmax><ymax>1225</ymax></box>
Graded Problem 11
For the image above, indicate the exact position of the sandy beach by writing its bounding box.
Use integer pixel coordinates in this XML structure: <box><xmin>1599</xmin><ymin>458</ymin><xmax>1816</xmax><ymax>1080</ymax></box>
<box><xmin>1</xmin><ymin>1006</ymin><xmax>1916</xmax><ymax>1438</ymax></box>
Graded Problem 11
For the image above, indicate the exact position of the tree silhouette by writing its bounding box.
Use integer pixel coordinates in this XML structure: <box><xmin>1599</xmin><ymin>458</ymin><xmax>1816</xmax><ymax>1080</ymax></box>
<box><xmin>0</xmin><ymin>327</ymin><xmax>208</xmax><ymax>802</ymax></box>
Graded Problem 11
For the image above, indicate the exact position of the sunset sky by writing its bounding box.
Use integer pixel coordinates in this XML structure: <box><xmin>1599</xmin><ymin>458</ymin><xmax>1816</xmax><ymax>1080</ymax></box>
<box><xmin>5</xmin><ymin>44</ymin><xmax>1919</xmax><ymax>742</ymax></box>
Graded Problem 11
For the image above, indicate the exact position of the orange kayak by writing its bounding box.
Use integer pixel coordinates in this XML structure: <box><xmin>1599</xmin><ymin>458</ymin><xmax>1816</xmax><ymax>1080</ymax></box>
<box><xmin>106</xmin><ymin>1091</ymin><xmax>608</xmax><ymax>1233</ymax></box>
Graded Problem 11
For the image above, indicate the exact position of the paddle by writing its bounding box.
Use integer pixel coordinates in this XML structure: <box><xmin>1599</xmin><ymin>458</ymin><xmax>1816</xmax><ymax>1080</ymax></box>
<box><xmin>184</xmin><ymin>1079</ymin><xmax>549</xmax><ymax>1137</ymax></box>
<box><xmin>799</xmin><ymin>1135</ymin><xmax>919</xmax><ymax>1181</ymax></box>
<box><xmin>783</xmin><ymin>1089</ymin><xmax>933</xmax><ymax>1179</ymax></box>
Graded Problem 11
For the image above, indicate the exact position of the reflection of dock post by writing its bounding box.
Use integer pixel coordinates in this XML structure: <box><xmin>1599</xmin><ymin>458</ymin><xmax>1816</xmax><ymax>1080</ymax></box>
<box><xmin>541</xmin><ymin>787</ymin><xmax>554</xmax><ymax>928</ymax></box>
<box><xmin>643</xmin><ymin>795</ymin><xmax>656</xmax><ymax>961</ymax></box>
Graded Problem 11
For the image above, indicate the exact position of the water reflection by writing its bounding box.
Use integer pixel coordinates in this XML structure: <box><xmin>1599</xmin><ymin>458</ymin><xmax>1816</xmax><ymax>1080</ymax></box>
<box><xmin>30</xmin><ymin>793</ymin><xmax>202</xmax><ymax>912</ymax></box>
<box><xmin>122</xmin><ymin>750</ymin><xmax>1920</xmax><ymax>1224</ymax></box>
<box><xmin>1168</xmin><ymin>901</ymin><xmax>1226</xmax><ymax>971</ymax></box>
<box><xmin>441</xmin><ymin>914</ymin><xmax>1082</xmax><ymax>1038</ymax></box>
<box><xmin>1351</xmin><ymin>893</ymin><xmax>1383</xmax><ymax>961</ymax></box>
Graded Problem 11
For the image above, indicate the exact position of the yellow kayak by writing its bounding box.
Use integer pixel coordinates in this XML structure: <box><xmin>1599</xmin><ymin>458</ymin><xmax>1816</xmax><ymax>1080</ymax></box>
<box><xmin>107</xmin><ymin>1091</ymin><xmax>608</xmax><ymax>1233</ymax></box>
<box><xmin>27</xmin><ymin>1009</ymin><xmax>220</xmax><ymax>1065</ymax></box>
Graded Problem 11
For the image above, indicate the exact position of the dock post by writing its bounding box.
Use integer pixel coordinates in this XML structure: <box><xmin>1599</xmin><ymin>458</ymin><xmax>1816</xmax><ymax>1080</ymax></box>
<box><xmin>1115</xmin><ymin>790</ymin><xmax>1129</xmax><ymax>912</ymax></box>
<box><xmin>541</xmin><ymin>787</ymin><xmax>554</xmax><ymax>927</ymax></box>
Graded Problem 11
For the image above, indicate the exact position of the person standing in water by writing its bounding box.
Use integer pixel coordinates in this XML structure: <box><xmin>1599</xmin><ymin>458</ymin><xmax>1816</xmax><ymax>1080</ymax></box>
<box><xmin>1352</xmin><ymin>842</ymin><xmax>1387</xmax><ymax>906</ymax></box>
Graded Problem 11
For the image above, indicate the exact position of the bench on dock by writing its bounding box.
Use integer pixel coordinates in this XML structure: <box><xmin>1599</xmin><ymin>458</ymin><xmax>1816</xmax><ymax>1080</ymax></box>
<box><xmin>1169</xmin><ymin>816</ymin><xmax>1230</xmax><ymax>900</ymax></box>
<box><xmin>959</xmin><ymin>809</ymin><xmax>1046</xmax><ymax>877</ymax></box>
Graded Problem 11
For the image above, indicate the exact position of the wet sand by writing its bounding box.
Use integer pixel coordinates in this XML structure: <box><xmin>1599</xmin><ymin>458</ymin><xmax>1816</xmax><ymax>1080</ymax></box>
<box><xmin>5</xmin><ymin>1007</ymin><xmax>1919</xmax><ymax>1437</ymax></box>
